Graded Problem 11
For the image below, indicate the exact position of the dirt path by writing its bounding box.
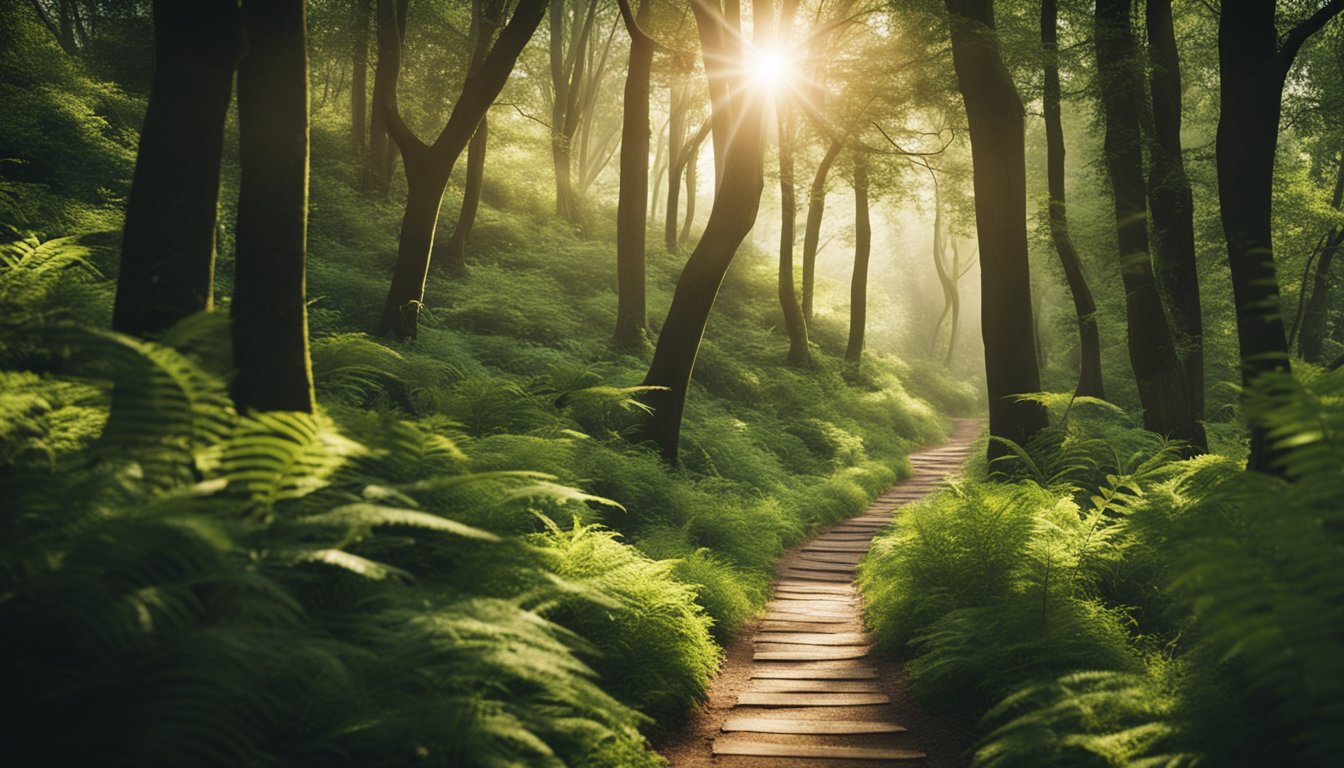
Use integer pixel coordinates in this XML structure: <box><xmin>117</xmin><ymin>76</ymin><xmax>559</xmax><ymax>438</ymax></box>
<box><xmin>656</xmin><ymin>419</ymin><xmax>980</xmax><ymax>767</ymax></box>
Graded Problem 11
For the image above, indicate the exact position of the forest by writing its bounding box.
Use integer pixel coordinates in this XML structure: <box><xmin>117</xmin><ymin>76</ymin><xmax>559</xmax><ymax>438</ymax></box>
<box><xmin>1</xmin><ymin>0</ymin><xmax>1341</xmax><ymax>766</ymax></box>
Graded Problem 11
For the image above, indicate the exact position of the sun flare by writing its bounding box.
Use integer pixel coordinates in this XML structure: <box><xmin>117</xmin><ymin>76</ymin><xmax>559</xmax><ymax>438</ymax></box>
<box><xmin>748</xmin><ymin>45</ymin><xmax>795</xmax><ymax>92</ymax></box>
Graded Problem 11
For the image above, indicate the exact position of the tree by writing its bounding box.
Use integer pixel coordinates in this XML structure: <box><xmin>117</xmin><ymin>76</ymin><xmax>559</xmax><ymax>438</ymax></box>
<box><xmin>800</xmin><ymin>137</ymin><xmax>843</xmax><ymax>321</ymax></box>
<box><xmin>1040</xmin><ymin>0</ymin><xmax>1103</xmax><ymax>399</ymax></box>
<box><xmin>1298</xmin><ymin>153</ymin><xmax>1344</xmax><ymax>362</ymax></box>
<box><xmin>640</xmin><ymin>0</ymin><xmax>769</xmax><ymax>462</ymax></box>
<box><xmin>441</xmin><ymin>0</ymin><xmax>506</xmax><ymax>275</ymax></box>
<box><xmin>112</xmin><ymin>0</ymin><xmax>241</xmax><ymax>338</ymax></box>
<box><xmin>1094</xmin><ymin>0</ymin><xmax>1202</xmax><ymax>449</ymax></box>
<box><xmin>614</xmin><ymin>0</ymin><xmax>653</xmax><ymax>349</ymax></box>
<box><xmin>550</xmin><ymin>0</ymin><xmax>600</xmax><ymax>223</ymax></box>
<box><xmin>943</xmin><ymin>0</ymin><xmax>1046</xmax><ymax>460</ymax></box>
<box><xmin>377</xmin><ymin>0</ymin><xmax>548</xmax><ymax>340</ymax></box>
<box><xmin>1216</xmin><ymin>0</ymin><xmax>1344</xmax><ymax>472</ymax></box>
<box><xmin>366</xmin><ymin>0</ymin><xmax>407</xmax><ymax>197</ymax></box>
<box><xmin>845</xmin><ymin>150</ymin><xmax>870</xmax><ymax>364</ymax></box>
<box><xmin>1146</xmin><ymin>0</ymin><xmax>1203</xmax><ymax>430</ymax></box>
<box><xmin>775</xmin><ymin>0</ymin><xmax>809</xmax><ymax>366</ymax></box>
<box><xmin>232</xmin><ymin>0</ymin><xmax>313</xmax><ymax>413</ymax></box>
<box><xmin>351</xmin><ymin>0</ymin><xmax>370</xmax><ymax>165</ymax></box>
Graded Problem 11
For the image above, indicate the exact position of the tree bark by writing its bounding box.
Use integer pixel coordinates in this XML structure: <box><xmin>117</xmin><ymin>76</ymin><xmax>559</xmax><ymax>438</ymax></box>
<box><xmin>944</xmin><ymin>0</ymin><xmax>1047</xmax><ymax>460</ymax></box>
<box><xmin>801</xmin><ymin>137</ymin><xmax>843</xmax><ymax>321</ymax></box>
<box><xmin>1299</xmin><ymin>153</ymin><xmax>1344</xmax><ymax>362</ymax></box>
<box><xmin>778</xmin><ymin>106</ymin><xmax>810</xmax><ymax>366</ymax></box>
<box><xmin>640</xmin><ymin>0</ymin><xmax>767</xmax><ymax>463</ymax></box>
<box><xmin>1041</xmin><ymin>0</ymin><xmax>1104</xmax><ymax>399</ymax></box>
<box><xmin>366</xmin><ymin>0</ymin><xmax>407</xmax><ymax>197</ymax></box>
<box><xmin>113</xmin><ymin>0</ymin><xmax>241</xmax><ymax>338</ymax></box>
<box><xmin>944</xmin><ymin>236</ymin><xmax>964</xmax><ymax>367</ymax></box>
<box><xmin>1216</xmin><ymin>0</ymin><xmax>1344</xmax><ymax>472</ymax></box>
<box><xmin>1145</xmin><ymin>0</ymin><xmax>1203</xmax><ymax>437</ymax></box>
<box><xmin>680</xmin><ymin>128</ymin><xmax>705</xmax><ymax>244</ymax></box>
<box><xmin>232</xmin><ymin>0</ymin><xmax>313</xmax><ymax>413</ymax></box>
<box><xmin>550</xmin><ymin>0</ymin><xmax>598</xmax><ymax>223</ymax></box>
<box><xmin>1095</xmin><ymin>0</ymin><xmax>1201</xmax><ymax>448</ymax></box>
<box><xmin>665</xmin><ymin>83</ymin><xmax>688</xmax><ymax>252</ymax></box>
<box><xmin>378</xmin><ymin>0</ymin><xmax>548</xmax><ymax>339</ymax></box>
<box><xmin>845</xmin><ymin>152</ymin><xmax>870</xmax><ymax>365</ymax></box>
<box><xmin>352</xmin><ymin>0</ymin><xmax>369</xmax><ymax>166</ymax></box>
<box><xmin>614</xmin><ymin>0</ymin><xmax>653</xmax><ymax>349</ymax></box>
<box><xmin>441</xmin><ymin>0</ymin><xmax>505</xmax><ymax>275</ymax></box>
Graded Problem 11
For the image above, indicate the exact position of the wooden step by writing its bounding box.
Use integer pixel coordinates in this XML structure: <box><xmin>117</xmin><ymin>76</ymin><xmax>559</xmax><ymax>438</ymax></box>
<box><xmin>712</xmin><ymin>741</ymin><xmax>926</xmax><ymax>761</ymax></box>
<box><xmin>755</xmin><ymin>631</ymin><xmax>869</xmax><ymax>646</ymax></box>
<box><xmin>720</xmin><ymin>717</ymin><xmax>906</xmax><ymax>735</ymax></box>
<box><xmin>774</xmin><ymin>581</ymin><xmax>854</xmax><ymax>594</ymax></box>
<box><xmin>778</xmin><ymin>569</ymin><xmax>852</xmax><ymax>582</ymax></box>
<box><xmin>747</xmin><ymin>679</ymin><xmax>884</xmax><ymax>694</ymax></box>
<box><xmin>734</xmin><ymin>691</ymin><xmax>890</xmax><ymax>707</ymax></box>
<box><xmin>750</xmin><ymin>664</ymin><xmax>877</xmax><ymax>680</ymax></box>
<box><xmin>763</xmin><ymin>612</ymin><xmax>851</xmax><ymax>624</ymax></box>
<box><xmin>754</xmin><ymin>645</ymin><xmax>871</xmax><ymax>661</ymax></box>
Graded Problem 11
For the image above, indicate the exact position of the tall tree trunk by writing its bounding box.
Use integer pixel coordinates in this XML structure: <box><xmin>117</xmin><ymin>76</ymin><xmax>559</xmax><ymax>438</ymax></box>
<box><xmin>1146</xmin><ymin>0</ymin><xmax>1203</xmax><ymax>440</ymax></box>
<box><xmin>801</xmin><ymin>137</ymin><xmax>843</xmax><ymax>321</ymax></box>
<box><xmin>1299</xmin><ymin>153</ymin><xmax>1344</xmax><ymax>363</ymax></box>
<box><xmin>113</xmin><ymin>0</ymin><xmax>241</xmax><ymax>338</ymax></box>
<box><xmin>929</xmin><ymin>177</ymin><xmax>954</xmax><ymax>354</ymax></box>
<box><xmin>378</xmin><ymin>0</ymin><xmax>548</xmax><ymax>339</ymax></box>
<box><xmin>640</xmin><ymin>0</ymin><xmax>768</xmax><ymax>463</ymax></box>
<box><xmin>845</xmin><ymin>152</ymin><xmax>870</xmax><ymax>365</ymax></box>
<box><xmin>441</xmin><ymin>0</ymin><xmax>504</xmax><ymax>275</ymax></box>
<box><xmin>366</xmin><ymin>0</ymin><xmax>407</xmax><ymax>197</ymax></box>
<box><xmin>614</xmin><ymin>0</ymin><xmax>652</xmax><ymax>349</ymax></box>
<box><xmin>1041</xmin><ymin>0</ymin><xmax>1103</xmax><ymax>399</ymax></box>
<box><xmin>944</xmin><ymin>0</ymin><xmax>1047</xmax><ymax>460</ymax></box>
<box><xmin>680</xmin><ymin>128</ymin><xmax>704</xmax><ymax>244</ymax></box>
<box><xmin>778</xmin><ymin>106</ymin><xmax>810</xmax><ymax>365</ymax></box>
<box><xmin>665</xmin><ymin>83</ymin><xmax>688</xmax><ymax>252</ymax></box>
<box><xmin>550</xmin><ymin>0</ymin><xmax>598</xmax><ymax>224</ymax></box>
<box><xmin>232</xmin><ymin>0</ymin><xmax>313</xmax><ymax>413</ymax></box>
<box><xmin>1218</xmin><ymin>0</ymin><xmax>1344</xmax><ymax>472</ymax></box>
<box><xmin>1095</xmin><ymin>0</ymin><xmax>1201</xmax><ymax>448</ymax></box>
<box><xmin>352</xmin><ymin>0</ymin><xmax>369</xmax><ymax>166</ymax></box>
<box><xmin>944</xmin><ymin>236</ymin><xmax>964</xmax><ymax>367</ymax></box>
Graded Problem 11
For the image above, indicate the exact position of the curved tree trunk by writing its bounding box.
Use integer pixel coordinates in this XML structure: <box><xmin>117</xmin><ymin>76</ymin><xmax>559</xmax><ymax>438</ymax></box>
<box><xmin>929</xmin><ymin>178</ymin><xmax>953</xmax><ymax>355</ymax></box>
<box><xmin>944</xmin><ymin>236</ymin><xmax>964</xmax><ymax>367</ymax></box>
<box><xmin>680</xmin><ymin>135</ymin><xmax>701</xmax><ymax>244</ymax></box>
<box><xmin>113</xmin><ymin>0</ymin><xmax>241</xmax><ymax>338</ymax></box>
<box><xmin>378</xmin><ymin>0</ymin><xmax>547</xmax><ymax>339</ymax></box>
<box><xmin>366</xmin><ymin>0</ymin><xmax>407</xmax><ymax>197</ymax></box>
<box><xmin>1095</xmin><ymin>0</ymin><xmax>1201</xmax><ymax>448</ymax></box>
<box><xmin>944</xmin><ymin>0</ymin><xmax>1047</xmax><ymax>460</ymax></box>
<box><xmin>1217</xmin><ymin>0</ymin><xmax>1344</xmax><ymax>472</ymax></box>
<box><xmin>845</xmin><ymin>152</ymin><xmax>870</xmax><ymax>365</ymax></box>
<box><xmin>1041</xmin><ymin>0</ymin><xmax>1103</xmax><ymax>399</ymax></box>
<box><xmin>801</xmin><ymin>137</ymin><xmax>843</xmax><ymax>321</ymax></box>
<box><xmin>665</xmin><ymin>83</ymin><xmax>688</xmax><ymax>252</ymax></box>
<box><xmin>1146</xmin><ymin>0</ymin><xmax>1203</xmax><ymax>441</ymax></box>
<box><xmin>614</xmin><ymin>0</ymin><xmax>652</xmax><ymax>349</ymax></box>
<box><xmin>640</xmin><ymin>0</ymin><xmax>767</xmax><ymax>463</ymax></box>
<box><xmin>232</xmin><ymin>0</ymin><xmax>313</xmax><ymax>413</ymax></box>
<box><xmin>778</xmin><ymin>106</ymin><xmax>810</xmax><ymax>366</ymax></box>
<box><xmin>352</xmin><ymin>0</ymin><xmax>369</xmax><ymax>166</ymax></box>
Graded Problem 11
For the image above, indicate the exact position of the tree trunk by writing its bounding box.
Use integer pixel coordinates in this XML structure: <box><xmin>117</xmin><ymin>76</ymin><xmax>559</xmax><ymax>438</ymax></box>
<box><xmin>1041</xmin><ymin>0</ymin><xmax>1103</xmax><ymax>399</ymax></box>
<box><xmin>377</xmin><ymin>0</ymin><xmax>548</xmax><ymax>339</ymax></box>
<box><xmin>113</xmin><ymin>0</ymin><xmax>241</xmax><ymax>338</ymax></box>
<box><xmin>1095</xmin><ymin>0</ymin><xmax>1201</xmax><ymax>448</ymax></box>
<box><xmin>366</xmin><ymin>0</ymin><xmax>406</xmax><ymax>197</ymax></box>
<box><xmin>1217</xmin><ymin>0</ymin><xmax>1344</xmax><ymax>472</ymax></box>
<box><xmin>944</xmin><ymin>236</ymin><xmax>964</xmax><ymax>367</ymax></box>
<box><xmin>665</xmin><ymin>83</ymin><xmax>687</xmax><ymax>252</ymax></box>
<box><xmin>1300</xmin><ymin>153</ymin><xmax>1344</xmax><ymax>363</ymax></box>
<box><xmin>232</xmin><ymin>0</ymin><xmax>313</xmax><ymax>413</ymax></box>
<box><xmin>680</xmin><ymin>129</ymin><xmax>704</xmax><ymax>244</ymax></box>
<box><xmin>550</xmin><ymin>0</ymin><xmax>597</xmax><ymax>224</ymax></box>
<box><xmin>944</xmin><ymin>0</ymin><xmax>1047</xmax><ymax>460</ymax></box>
<box><xmin>930</xmin><ymin>178</ymin><xmax>953</xmax><ymax>355</ymax></box>
<box><xmin>801</xmin><ymin>137</ymin><xmax>843</xmax><ymax>321</ymax></box>
<box><xmin>614</xmin><ymin>0</ymin><xmax>653</xmax><ymax>349</ymax></box>
<box><xmin>1145</xmin><ymin>0</ymin><xmax>1203</xmax><ymax>439</ymax></box>
<box><xmin>778</xmin><ymin>106</ymin><xmax>810</xmax><ymax>366</ymax></box>
<box><xmin>441</xmin><ymin>0</ymin><xmax>504</xmax><ymax>275</ymax></box>
<box><xmin>845</xmin><ymin>152</ymin><xmax>870</xmax><ymax>365</ymax></box>
<box><xmin>352</xmin><ymin>0</ymin><xmax>369</xmax><ymax>166</ymax></box>
<box><xmin>640</xmin><ymin>0</ymin><xmax>767</xmax><ymax>463</ymax></box>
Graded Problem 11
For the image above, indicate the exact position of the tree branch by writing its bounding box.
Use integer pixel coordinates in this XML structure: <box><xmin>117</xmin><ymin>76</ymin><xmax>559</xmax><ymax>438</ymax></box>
<box><xmin>1278</xmin><ymin>0</ymin><xmax>1344</xmax><ymax>78</ymax></box>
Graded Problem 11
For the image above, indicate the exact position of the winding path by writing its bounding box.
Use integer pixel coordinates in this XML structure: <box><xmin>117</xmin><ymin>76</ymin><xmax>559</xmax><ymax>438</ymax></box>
<box><xmin>658</xmin><ymin>419</ymin><xmax>980</xmax><ymax>767</ymax></box>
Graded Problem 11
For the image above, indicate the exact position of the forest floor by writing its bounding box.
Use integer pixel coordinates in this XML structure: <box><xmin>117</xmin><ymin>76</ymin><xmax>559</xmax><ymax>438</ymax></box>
<box><xmin>656</xmin><ymin>419</ymin><xmax>980</xmax><ymax>767</ymax></box>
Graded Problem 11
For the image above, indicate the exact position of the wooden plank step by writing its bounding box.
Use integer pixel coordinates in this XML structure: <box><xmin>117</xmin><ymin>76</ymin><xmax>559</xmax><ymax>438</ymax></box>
<box><xmin>747</xmin><ymin>679</ymin><xmax>882</xmax><ymax>694</ymax></box>
<box><xmin>754</xmin><ymin>646</ymin><xmax>870</xmax><ymax>661</ymax></box>
<box><xmin>755</xmin><ymin>631</ymin><xmax>869</xmax><ymax>646</ymax></box>
<box><xmin>750</xmin><ymin>664</ymin><xmax>877</xmax><ymax>680</ymax></box>
<box><xmin>721</xmin><ymin>717</ymin><xmax>906</xmax><ymax>735</ymax></box>
<box><xmin>804</xmin><ymin>543</ymin><xmax>871</xmax><ymax>552</ymax></box>
<box><xmin>772</xmin><ymin>593</ymin><xmax>856</xmax><ymax>604</ymax></box>
<box><xmin>712</xmin><ymin>741</ymin><xmax>925</xmax><ymax>761</ymax></box>
<box><xmin>763</xmin><ymin>612</ymin><xmax>851</xmax><ymax>624</ymax></box>
<box><xmin>788</xmin><ymin>561</ymin><xmax>857</xmax><ymax>574</ymax></box>
<box><xmin>765</xmin><ymin>599</ymin><xmax>851</xmax><ymax>612</ymax></box>
<box><xmin>761</xmin><ymin>620</ymin><xmax>858</xmax><ymax>633</ymax></box>
<box><xmin>778</xmin><ymin>570</ymin><xmax>853</xmax><ymax>583</ymax></box>
<box><xmin>734</xmin><ymin>692</ymin><xmax>890</xmax><ymax>707</ymax></box>
<box><xmin>774</xmin><ymin>582</ymin><xmax>853</xmax><ymax>594</ymax></box>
